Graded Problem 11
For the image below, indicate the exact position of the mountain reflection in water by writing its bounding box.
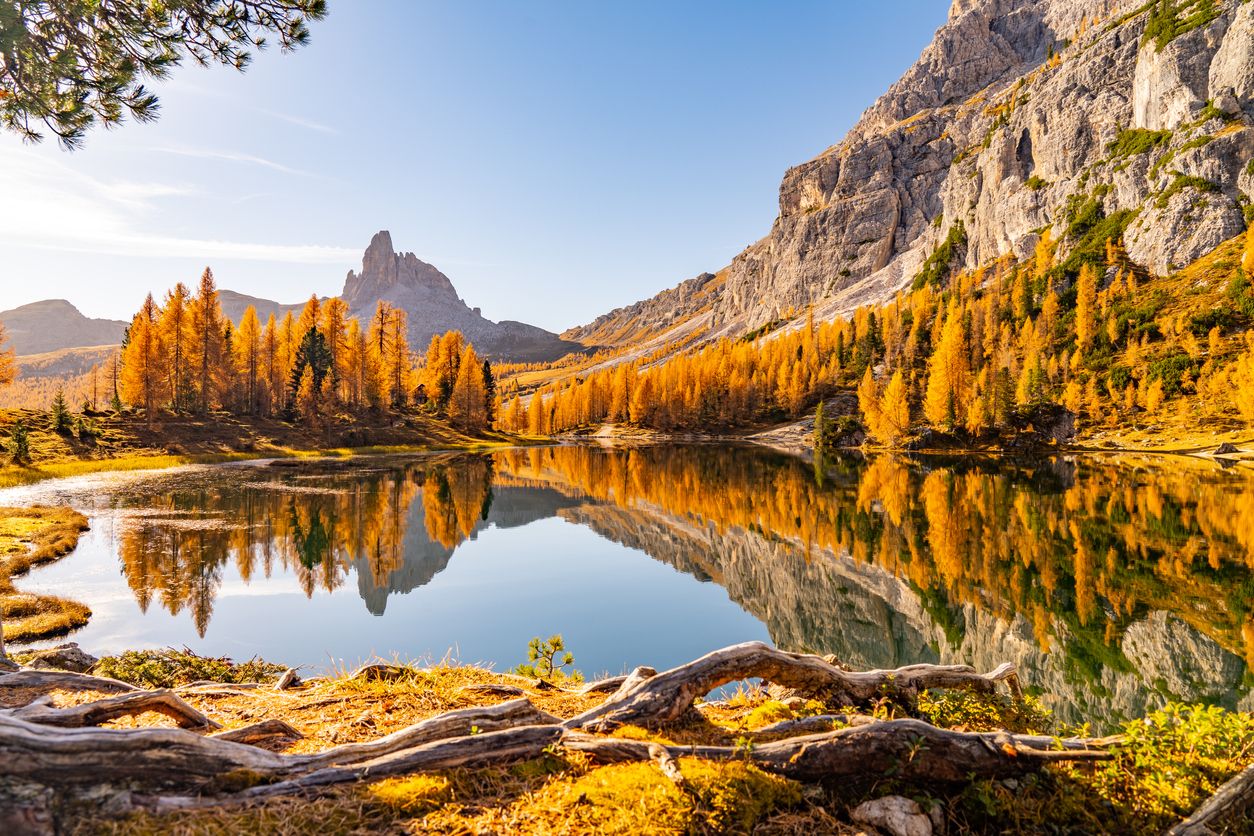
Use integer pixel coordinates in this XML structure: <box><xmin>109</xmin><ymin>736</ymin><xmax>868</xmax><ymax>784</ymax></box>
<box><xmin>10</xmin><ymin>445</ymin><xmax>1254</xmax><ymax>726</ymax></box>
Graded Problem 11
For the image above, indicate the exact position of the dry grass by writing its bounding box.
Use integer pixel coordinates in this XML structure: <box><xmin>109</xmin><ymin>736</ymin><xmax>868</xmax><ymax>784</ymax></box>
<box><xmin>0</xmin><ymin>505</ymin><xmax>91</xmax><ymax>643</ymax></box>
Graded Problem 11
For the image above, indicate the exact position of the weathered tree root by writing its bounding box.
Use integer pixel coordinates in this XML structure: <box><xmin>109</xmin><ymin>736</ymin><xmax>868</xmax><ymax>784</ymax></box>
<box><xmin>563</xmin><ymin>720</ymin><xmax>1111</xmax><ymax>783</ymax></box>
<box><xmin>567</xmin><ymin>641</ymin><xmax>1020</xmax><ymax>731</ymax></box>
<box><xmin>1168</xmin><ymin>761</ymin><xmax>1254</xmax><ymax>836</ymax></box>
<box><xmin>0</xmin><ymin>668</ymin><xmax>137</xmax><ymax>695</ymax></box>
<box><xmin>4</xmin><ymin>689</ymin><xmax>219</xmax><ymax>730</ymax></box>
<box><xmin>210</xmin><ymin>720</ymin><xmax>303</xmax><ymax>746</ymax></box>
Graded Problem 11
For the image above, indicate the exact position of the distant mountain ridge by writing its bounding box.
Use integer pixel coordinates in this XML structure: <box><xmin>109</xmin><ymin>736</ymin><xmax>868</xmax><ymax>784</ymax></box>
<box><xmin>3</xmin><ymin>232</ymin><xmax>581</xmax><ymax>363</ymax></box>
<box><xmin>0</xmin><ymin>300</ymin><xmax>126</xmax><ymax>356</ymax></box>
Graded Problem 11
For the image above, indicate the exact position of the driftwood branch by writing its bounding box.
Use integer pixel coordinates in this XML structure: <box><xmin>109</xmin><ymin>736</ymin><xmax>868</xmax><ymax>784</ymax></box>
<box><xmin>562</xmin><ymin>719</ymin><xmax>1112</xmax><ymax>783</ymax></box>
<box><xmin>5</xmin><ymin>689</ymin><xmax>220</xmax><ymax>730</ymax></box>
<box><xmin>1168</xmin><ymin>761</ymin><xmax>1254</xmax><ymax>836</ymax></box>
<box><xmin>0</xmin><ymin>668</ymin><xmax>137</xmax><ymax>694</ymax></box>
<box><xmin>209</xmin><ymin>720</ymin><xmax>303</xmax><ymax>746</ymax></box>
<box><xmin>567</xmin><ymin>641</ymin><xmax>1020</xmax><ymax>731</ymax></box>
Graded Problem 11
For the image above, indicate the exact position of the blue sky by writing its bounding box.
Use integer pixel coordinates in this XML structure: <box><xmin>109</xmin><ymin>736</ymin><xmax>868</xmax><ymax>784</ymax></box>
<box><xmin>0</xmin><ymin>0</ymin><xmax>946</xmax><ymax>332</ymax></box>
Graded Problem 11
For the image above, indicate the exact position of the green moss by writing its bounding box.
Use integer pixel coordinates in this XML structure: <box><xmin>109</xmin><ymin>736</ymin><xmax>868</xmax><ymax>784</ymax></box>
<box><xmin>1058</xmin><ymin>193</ymin><xmax>1137</xmax><ymax>278</ymax></box>
<box><xmin>1156</xmin><ymin>174</ymin><xmax>1218</xmax><ymax>208</ymax></box>
<box><xmin>912</xmin><ymin>221</ymin><xmax>968</xmax><ymax>290</ymax></box>
<box><xmin>1143</xmin><ymin>0</ymin><xmax>1222</xmax><ymax>51</ymax></box>
<box><xmin>1106</xmin><ymin>128</ymin><xmax>1171</xmax><ymax>160</ymax></box>
<box><xmin>1024</xmin><ymin>175</ymin><xmax>1049</xmax><ymax>191</ymax></box>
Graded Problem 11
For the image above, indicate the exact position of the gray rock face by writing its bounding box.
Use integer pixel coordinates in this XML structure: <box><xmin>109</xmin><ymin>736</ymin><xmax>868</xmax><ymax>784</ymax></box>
<box><xmin>571</xmin><ymin>0</ymin><xmax>1254</xmax><ymax>344</ymax></box>
<box><xmin>342</xmin><ymin>231</ymin><xmax>581</xmax><ymax>362</ymax></box>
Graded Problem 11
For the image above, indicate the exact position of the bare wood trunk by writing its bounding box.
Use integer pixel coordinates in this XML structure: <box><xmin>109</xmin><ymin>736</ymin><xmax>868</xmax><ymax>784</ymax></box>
<box><xmin>0</xmin><ymin>669</ymin><xmax>137</xmax><ymax>694</ymax></box>
<box><xmin>567</xmin><ymin>641</ymin><xmax>1019</xmax><ymax>731</ymax></box>
<box><xmin>1167</xmin><ymin>761</ymin><xmax>1254</xmax><ymax>836</ymax></box>
<box><xmin>5</xmin><ymin>690</ymin><xmax>219</xmax><ymax>730</ymax></box>
<box><xmin>209</xmin><ymin>720</ymin><xmax>302</xmax><ymax>746</ymax></box>
<box><xmin>561</xmin><ymin>719</ymin><xmax>1112</xmax><ymax>783</ymax></box>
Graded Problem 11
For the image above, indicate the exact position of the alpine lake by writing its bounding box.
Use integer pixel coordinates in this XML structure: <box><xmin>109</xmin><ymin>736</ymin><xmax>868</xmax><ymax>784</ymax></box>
<box><xmin>4</xmin><ymin>443</ymin><xmax>1252</xmax><ymax>729</ymax></box>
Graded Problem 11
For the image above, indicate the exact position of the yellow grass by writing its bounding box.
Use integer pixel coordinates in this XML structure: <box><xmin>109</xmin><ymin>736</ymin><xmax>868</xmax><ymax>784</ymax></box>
<box><xmin>0</xmin><ymin>505</ymin><xmax>91</xmax><ymax>643</ymax></box>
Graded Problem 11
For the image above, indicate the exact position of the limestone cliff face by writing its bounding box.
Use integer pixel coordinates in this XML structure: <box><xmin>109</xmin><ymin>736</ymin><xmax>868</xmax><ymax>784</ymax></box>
<box><xmin>342</xmin><ymin>231</ymin><xmax>581</xmax><ymax>363</ymax></box>
<box><xmin>568</xmin><ymin>0</ymin><xmax>1254</xmax><ymax>345</ymax></box>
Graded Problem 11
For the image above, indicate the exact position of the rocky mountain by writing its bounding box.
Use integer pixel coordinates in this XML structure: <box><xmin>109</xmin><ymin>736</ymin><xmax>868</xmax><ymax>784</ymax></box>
<box><xmin>567</xmin><ymin>0</ymin><xmax>1254</xmax><ymax>346</ymax></box>
<box><xmin>217</xmin><ymin>290</ymin><xmax>306</xmax><ymax>327</ymax></box>
<box><xmin>0</xmin><ymin>300</ymin><xmax>126</xmax><ymax>356</ymax></box>
<box><xmin>342</xmin><ymin>231</ymin><xmax>581</xmax><ymax>363</ymax></box>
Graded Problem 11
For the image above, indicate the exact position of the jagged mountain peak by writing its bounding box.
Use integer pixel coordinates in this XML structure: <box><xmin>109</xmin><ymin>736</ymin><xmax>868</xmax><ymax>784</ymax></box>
<box><xmin>342</xmin><ymin>229</ymin><xmax>459</xmax><ymax>311</ymax></box>
<box><xmin>339</xmin><ymin>231</ymin><xmax>581</xmax><ymax>362</ymax></box>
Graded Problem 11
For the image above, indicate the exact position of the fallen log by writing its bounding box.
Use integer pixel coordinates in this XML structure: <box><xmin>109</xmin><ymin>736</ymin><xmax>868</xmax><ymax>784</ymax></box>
<box><xmin>567</xmin><ymin>641</ymin><xmax>1020</xmax><ymax>731</ymax></box>
<box><xmin>562</xmin><ymin>719</ymin><xmax>1112</xmax><ymax>783</ymax></box>
<box><xmin>4</xmin><ymin>689</ymin><xmax>219</xmax><ymax>730</ymax></box>
<box><xmin>0</xmin><ymin>668</ymin><xmax>137</xmax><ymax>694</ymax></box>
<box><xmin>0</xmin><ymin>713</ymin><xmax>292</xmax><ymax>788</ymax></box>
<box><xmin>1167</xmin><ymin>761</ymin><xmax>1254</xmax><ymax>836</ymax></box>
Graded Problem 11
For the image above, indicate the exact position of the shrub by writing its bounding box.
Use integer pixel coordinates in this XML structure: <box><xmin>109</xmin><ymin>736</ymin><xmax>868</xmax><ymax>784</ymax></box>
<box><xmin>511</xmin><ymin>634</ymin><xmax>582</xmax><ymax>683</ymax></box>
<box><xmin>93</xmin><ymin>648</ymin><xmax>287</xmax><ymax>688</ymax></box>
<box><xmin>912</xmin><ymin>221</ymin><xmax>968</xmax><ymax>290</ymax></box>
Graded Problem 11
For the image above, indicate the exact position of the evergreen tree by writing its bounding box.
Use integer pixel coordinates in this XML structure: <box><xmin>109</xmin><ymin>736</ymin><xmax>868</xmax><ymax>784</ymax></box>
<box><xmin>50</xmin><ymin>389</ymin><xmax>71</xmax><ymax>433</ymax></box>
<box><xmin>289</xmin><ymin>327</ymin><xmax>333</xmax><ymax>406</ymax></box>
<box><xmin>9</xmin><ymin>420</ymin><xmax>30</xmax><ymax>465</ymax></box>
<box><xmin>482</xmin><ymin>359</ymin><xmax>497</xmax><ymax>423</ymax></box>
<box><xmin>0</xmin><ymin>0</ymin><xmax>325</xmax><ymax>148</ymax></box>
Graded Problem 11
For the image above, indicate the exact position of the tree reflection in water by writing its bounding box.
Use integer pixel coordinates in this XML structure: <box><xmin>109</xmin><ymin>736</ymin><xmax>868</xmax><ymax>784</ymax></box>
<box><xmin>102</xmin><ymin>446</ymin><xmax>1254</xmax><ymax>724</ymax></box>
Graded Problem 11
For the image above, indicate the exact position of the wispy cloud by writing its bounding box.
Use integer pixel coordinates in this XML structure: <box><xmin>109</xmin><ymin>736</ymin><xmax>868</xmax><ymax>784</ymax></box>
<box><xmin>0</xmin><ymin>147</ymin><xmax>355</xmax><ymax>264</ymax></box>
<box><xmin>258</xmin><ymin>109</ymin><xmax>339</xmax><ymax>136</ymax></box>
<box><xmin>150</xmin><ymin>144</ymin><xmax>315</xmax><ymax>177</ymax></box>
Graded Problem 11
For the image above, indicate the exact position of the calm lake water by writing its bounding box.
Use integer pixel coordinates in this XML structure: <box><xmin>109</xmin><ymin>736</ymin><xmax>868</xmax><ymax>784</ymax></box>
<box><xmin>3</xmin><ymin>444</ymin><xmax>1252</xmax><ymax>725</ymax></box>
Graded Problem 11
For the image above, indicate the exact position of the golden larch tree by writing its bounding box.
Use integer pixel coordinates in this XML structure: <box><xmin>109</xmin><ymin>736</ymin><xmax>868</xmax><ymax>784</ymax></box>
<box><xmin>448</xmin><ymin>344</ymin><xmax>488</xmax><ymax>431</ymax></box>
<box><xmin>121</xmin><ymin>294</ymin><xmax>170</xmax><ymax>428</ymax></box>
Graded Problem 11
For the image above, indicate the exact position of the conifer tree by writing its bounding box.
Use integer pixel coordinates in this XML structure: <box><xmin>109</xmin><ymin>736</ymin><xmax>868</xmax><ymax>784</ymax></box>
<box><xmin>1075</xmin><ymin>263</ymin><xmax>1099</xmax><ymax>352</ymax></box>
<box><xmin>120</xmin><ymin>294</ymin><xmax>169</xmax><ymax>428</ymax></box>
<box><xmin>159</xmin><ymin>282</ymin><xmax>191</xmax><ymax>411</ymax></box>
<box><xmin>481</xmin><ymin>359</ymin><xmax>497</xmax><ymax>423</ymax></box>
<box><xmin>235</xmin><ymin>307</ymin><xmax>262</xmax><ymax>414</ymax></box>
<box><xmin>449</xmin><ymin>345</ymin><xmax>488</xmax><ymax>431</ymax></box>
<box><xmin>189</xmin><ymin>268</ymin><xmax>226</xmax><ymax>415</ymax></box>
<box><xmin>880</xmin><ymin>371</ymin><xmax>910</xmax><ymax>443</ymax></box>
<box><xmin>924</xmin><ymin>305</ymin><xmax>973</xmax><ymax>429</ymax></box>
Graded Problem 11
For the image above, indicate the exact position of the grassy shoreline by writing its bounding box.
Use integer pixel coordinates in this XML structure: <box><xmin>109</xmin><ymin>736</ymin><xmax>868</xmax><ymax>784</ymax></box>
<box><xmin>0</xmin><ymin>506</ymin><xmax>91</xmax><ymax>644</ymax></box>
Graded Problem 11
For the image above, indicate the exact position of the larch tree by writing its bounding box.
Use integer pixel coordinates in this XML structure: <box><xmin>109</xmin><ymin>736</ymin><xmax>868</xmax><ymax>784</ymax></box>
<box><xmin>1075</xmin><ymin>263</ymin><xmax>1099</xmax><ymax>352</ymax></box>
<box><xmin>120</xmin><ymin>294</ymin><xmax>169</xmax><ymax>428</ymax></box>
<box><xmin>159</xmin><ymin>282</ymin><xmax>191</xmax><ymax>411</ymax></box>
<box><xmin>235</xmin><ymin>307</ymin><xmax>262</xmax><ymax>414</ymax></box>
<box><xmin>923</xmin><ymin>305</ymin><xmax>973</xmax><ymax>429</ymax></box>
<box><xmin>189</xmin><ymin>268</ymin><xmax>226</xmax><ymax>415</ymax></box>
<box><xmin>448</xmin><ymin>345</ymin><xmax>488</xmax><ymax>431</ymax></box>
<box><xmin>1243</xmin><ymin>225</ymin><xmax>1254</xmax><ymax>275</ymax></box>
<box><xmin>320</xmin><ymin>297</ymin><xmax>350</xmax><ymax>403</ymax></box>
<box><xmin>260</xmin><ymin>314</ymin><xmax>279</xmax><ymax>416</ymax></box>
<box><xmin>879</xmin><ymin>370</ymin><xmax>911</xmax><ymax>444</ymax></box>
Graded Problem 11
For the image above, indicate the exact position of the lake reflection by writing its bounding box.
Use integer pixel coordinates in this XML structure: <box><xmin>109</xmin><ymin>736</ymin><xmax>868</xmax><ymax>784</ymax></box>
<box><xmin>8</xmin><ymin>445</ymin><xmax>1254</xmax><ymax>725</ymax></box>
